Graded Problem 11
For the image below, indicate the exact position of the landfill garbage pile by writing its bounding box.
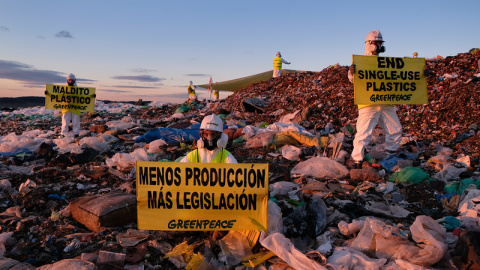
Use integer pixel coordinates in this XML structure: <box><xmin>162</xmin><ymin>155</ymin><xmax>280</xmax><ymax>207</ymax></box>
<box><xmin>0</xmin><ymin>51</ymin><xmax>479</xmax><ymax>269</ymax></box>
<box><xmin>222</xmin><ymin>52</ymin><xmax>480</xmax><ymax>158</ymax></box>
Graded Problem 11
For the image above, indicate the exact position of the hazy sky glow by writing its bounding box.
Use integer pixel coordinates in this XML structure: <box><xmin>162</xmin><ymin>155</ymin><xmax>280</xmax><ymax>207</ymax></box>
<box><xmin>1</xmin><ymin>0</ymin><xmax>479</xmax><ymax>103</ymax></box>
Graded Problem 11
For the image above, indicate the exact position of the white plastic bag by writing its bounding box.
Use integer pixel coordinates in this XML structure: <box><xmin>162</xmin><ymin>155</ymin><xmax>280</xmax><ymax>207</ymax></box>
<box><xmin>281</xmin><ymin>144</ymin><xmax>301</xmax><ymax>161</ymax></box>
<box><xmin>393</xmin><ymin>215</ymin><xmax>447</xmax><ymax>266</ymax></box>
<box><xmin>291</xmin><ymin>157</ymin><xmax>349</xmax><ymax>179</ymax></box>
<box><xmin>260</xmin><ymin>232</ymin><xmax>327</xmax><ymax>270</ymax></box>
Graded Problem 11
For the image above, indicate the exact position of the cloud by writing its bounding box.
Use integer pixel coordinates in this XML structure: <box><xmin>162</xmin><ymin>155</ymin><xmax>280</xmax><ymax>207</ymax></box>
<box><xmin>0</xmin><ymin>26</ymin><xmax>9</xmax><ymax>32</ymax></box>
<box><xmin>100</xmin><ymin>89</ymin><xmax>133</xmax><ymax>93</ymax></box>
<box><xmin>131</xmin><ymin>68</ymin><xmax>157</xmax><ymax>73</ymax></box>
<box><xmin>0</xmin><ymin>59</ymin><xmax>95</xmax><ymax>87</ymax></box>
<box><xmin>111</xmin><ymin>75</ymin><xmax>165</xmax><ymax>82</ymax></box>
<box><xmin>112</xmin><ymin>85</ymin><xmax>159</xmax><ymax>89</ymax></box>
<box><xmin>185</xmin><ymin>74</ymin><xmax>210</xmax><ymax>77</ymax></box>
<box><xmin>0</xmin><ymin>60</ymin><xmax>65</xmax><ymax>86</ymax></box>
<box><xmin>55</xmin><ymin>30</ymin><xmax>73</xmax><ymax>38</ymax></box>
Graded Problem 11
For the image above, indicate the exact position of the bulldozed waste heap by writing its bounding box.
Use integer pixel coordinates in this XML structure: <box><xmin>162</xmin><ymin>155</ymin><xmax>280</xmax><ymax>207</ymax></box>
<box><xmin>223</xmin><ymin>52</ymin><xmax>480</xmax><ymax>158</ymax></box>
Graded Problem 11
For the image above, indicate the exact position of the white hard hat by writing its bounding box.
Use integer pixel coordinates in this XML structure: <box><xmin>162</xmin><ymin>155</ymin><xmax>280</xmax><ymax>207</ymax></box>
<box><xmin>200</xmin><ymin>114</ymin><xmax>223</xmax><ymax>132</ymax></box>
<box><xmin>365</xmin><ymin>30</ymin><xmax>384</xmax><ymax>43</ymax></box>
<box><xmin>276</xmin><ymin>51</ymin><xmax>281</xmax><ymax>56</ymax></box>
<box><xmin>67</xmin><ymin>73</ymin><xmax>76</xmax><ymax>80</ymax></box>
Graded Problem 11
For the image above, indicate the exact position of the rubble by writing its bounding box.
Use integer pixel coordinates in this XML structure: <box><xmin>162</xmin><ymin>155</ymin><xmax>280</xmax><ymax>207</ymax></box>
<box><xmin>0</xmin><ymin>51</ymin><xmax>479</xmax><ymax>269</ymax></box>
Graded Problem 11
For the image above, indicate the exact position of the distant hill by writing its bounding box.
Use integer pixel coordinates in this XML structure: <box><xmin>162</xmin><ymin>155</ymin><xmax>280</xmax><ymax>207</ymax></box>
<box><xmin>0</xmin><ymin>96</ymin><xmax>45</xmax><ymax>110</ymax></box>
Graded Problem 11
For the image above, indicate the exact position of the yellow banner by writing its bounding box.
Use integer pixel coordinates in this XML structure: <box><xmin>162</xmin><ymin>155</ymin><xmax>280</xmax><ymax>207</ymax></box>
<box><xmin>136</xmin><ymin>161</ymin><xmax>269</xmax><ymax>231</ymax></box>
<box><xmin>45</xmin><ymin>84</ymin><xmax>96</xmax><ymax>112</ymax></box>
<box><xmin>353</xmin><ymin>55</ymin><xmax>428</xmax><ymax>105</ymax></box>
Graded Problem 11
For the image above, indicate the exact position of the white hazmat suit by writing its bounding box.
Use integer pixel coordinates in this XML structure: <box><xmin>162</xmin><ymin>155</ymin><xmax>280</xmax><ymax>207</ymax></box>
<box><xmin>61</xmin><ymin>73</ymin><xmax>81</xmax><ymax>136</ymax></box>
<box><xmin>348</xmin><ymin>30</ymin><xmax>402</xmax><ymax>163</ymax></box>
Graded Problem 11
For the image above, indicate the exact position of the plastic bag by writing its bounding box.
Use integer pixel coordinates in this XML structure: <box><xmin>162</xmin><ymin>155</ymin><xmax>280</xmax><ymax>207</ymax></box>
<box><xmin>245</xmin><ymin>132</ymin><xmax>276</xmax><ymax>149</ymax></box>
<box><xmin>267</xmin><ymin>201</ymin><xmax>283</xmax><ymax>235</ymax></box>
<box><xmin>291</xmin><ymin>157</ymin><xmax>349</xmax><ymax>179</ymax></box>
<box><xmin>350</xmin><ymin>217</ymin><xmax>412</xmax><ymax>260</ymax></box>
<box><xmin>281</xmin><ymin>145</ymin><xmax>301</xmax><ymax>161</ymax></box>
<box><xmin>134</xmin><ymin>127</ymin><xmax>200</xmax><ymax>144</ymax></box>
<box><xmin>394</xmin><ymin>215</ymin><xmax>447</xmax><ymax>266</ymax></box>
<box><xmin>259</xmin><ymin>232</ymin><xmax>326</xmax><ymax>270</ymax></box>
<box><xmin>389</xmin><ymin>166</ymin><xmax>430</xmax><ymax>184</ymax></box>
<box><xmin>327</xmin><ymin>246</ymin><xmax>387</xmax><ymax>269</ymax></box>
<box><xmin>218</xmin><ymin>231</ymin><xmax>253</xmax><ymax>266</ymax></box>
<box><xmin>338</xmin><ymin>219</ymin><xmax>365</xmax><ymax>236</ymax></box>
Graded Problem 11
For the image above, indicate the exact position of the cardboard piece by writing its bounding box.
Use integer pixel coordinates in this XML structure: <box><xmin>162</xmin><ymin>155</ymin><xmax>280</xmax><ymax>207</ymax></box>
<box><xmin>70</xmin><ymin>190</ymin><xmax>136</xmax><ymax>232</ymax></box>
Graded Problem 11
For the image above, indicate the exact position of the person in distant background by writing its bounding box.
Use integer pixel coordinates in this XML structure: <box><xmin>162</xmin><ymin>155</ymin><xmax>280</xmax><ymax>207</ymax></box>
<box><xmin>180</xmin><ymin>114</ymin><xmax>237</xmax><ymax>163</ymax></box>
<box><xmin>187</xmin><ymin>81</ymin><xmax>197</xmax><ymax>102</ymax></box>
<box><xmin>413</xmin><ymin>52</ymin><xmax>418</xmax><ymax>58</ymax></box>
<box><xmin>347</xmin><ymin>30</ymin><xmax>402</xmax><ymax>169</ymax></box>
<box><xmin>273</xmin><ymin>51</ymin><xmax>291</xmax><ymax>78</ymax></box>
<box><xmin>61</xmin><ymin>73</ymin><xmax>81</xmax><ymax>137</ymax></box>
<box><xmin>213</xmin><ymin>88</ymin><xmax>220</xmax><ymax>101</ymax></box>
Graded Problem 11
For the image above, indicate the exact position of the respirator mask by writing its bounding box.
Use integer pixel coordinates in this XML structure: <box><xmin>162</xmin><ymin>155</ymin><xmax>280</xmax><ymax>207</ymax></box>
<box><xmin>198</xmin><ymin>130</ymin><xmax>227</xmax><ymax>151</ymax></box>
<box><xmin>365</xmin><ymin>41</ymin><xmax>386</xmax><ymax>55</ymax></box>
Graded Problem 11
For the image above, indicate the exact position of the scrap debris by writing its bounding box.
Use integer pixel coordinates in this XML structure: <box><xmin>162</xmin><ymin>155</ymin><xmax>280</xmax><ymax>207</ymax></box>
<box><xmin>0</xmin><ymin>51</ymin><xmax>479</xmax><ymax>269</ymax></box>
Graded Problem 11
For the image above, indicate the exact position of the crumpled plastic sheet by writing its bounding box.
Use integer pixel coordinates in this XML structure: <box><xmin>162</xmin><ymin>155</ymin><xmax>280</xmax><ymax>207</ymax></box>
<box><xmin>458</xmin><ymin>189</ymin><xmax>480</xmax><ymax>218</ymax></box>
<box><xmin>365</xmin><ymin>201</ymin><xmax>411</xmax><ymax>218</ymax></box>
<box><xmin>379</xmin><ymin>155</ymin><xmax>404</xmax><ymax>172</ymax></box>
<box><xmin>347</xmin><ymin>215</ymin><xmax>447</xmax><ymax>267</ymax></box>
<box><xmin>105</xmin><ymin>148</ymin><xmax>155</xmax><ymax>171</ymax></box>
<box><xmin>0</xmin><ymin>131</ymin><xmax>45</xmax><ymax>153</ymax></box>
<box><xmin>432</xmin><ymin>163</ymin><xmax>467</xmax><ymax>182</ymax></box>
<box><xmin>389</xmin><ymin>166</ymin><xmax>430</xmax><ymax>184</ymax></box>
<box><xmin>259</xmin><ymin>232</ymin><xmax>327</xmax><ymax>270</ymax></box>
<box><xmin>291</xmin><ymin>157</ymin><xmax>349</xmax><ymax>179</ymax></box>
<box><xmin>328</xmin><ymin>246</ymin><xmax>389</xmax><ymax>269</ymax></box>
<box><xmin>338</xmin><ymin>219</ymin><xmax>366</xmax><ymax>236</ymax></box>
<box><xmin>281</xmin><ymin>144</ymin><xmax>301</xmax><ymax>161</ymax></box>
<box><xmin>106</xmin><ymin>116</ymin><xmax>138</xmax><ymax>130</ymax></box>
<box><xmin>267</xmin><ymin>122</ymin><xmax>314</xmax><ymax>136</ymax></box>
<box><xmin>78</xmin><ymin>137</ymin><xmax>110</xmax><ymax>153</ymax></box>
<box><xmin>267</xmin><ymin>201</ymin><xmax>283</xmax><ymax>235</ymax></box>
<box><xmin>0</xmin><ymin>147</ymin><xmax>32</xmax><ymax>158</ymax></box>
<box><xmin>269</xmin><ymin>181</ymin><xmax>299</xmax><ymax>196</ymax></box>
<box><xmin>0</xmin><ymin>232</ymin><xmax>13</xmax><ymax>257</ymax></box>
<box><xmin>218</xmin><ymin>231</ymin><xmax>253</xmax><ymax>266</ymax></box>
<box><xmin>147</xmin><ymin>139</ymin><xmax>168</xmax><ymax>153</ymax></box>
<box><xmin>134</xmin><ymin>127</ymin><xmax>201</xmax><ymax>144</ymax></box>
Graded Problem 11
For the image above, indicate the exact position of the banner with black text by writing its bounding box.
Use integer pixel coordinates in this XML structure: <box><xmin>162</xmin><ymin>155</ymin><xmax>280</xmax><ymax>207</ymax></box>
<box><xmin>136</xmin><ymin>161</ymin><xmax>269</xmax><ymax>231</ymax></box>
<box><xmin>353</xmin><ymin>55</ymin><xmax>428</xmax><ymax>105</ymax></box>
<box><xmin>45</xmin><ymin>84</ymin><xmax>96</xmax><ymax>112</ymax></box>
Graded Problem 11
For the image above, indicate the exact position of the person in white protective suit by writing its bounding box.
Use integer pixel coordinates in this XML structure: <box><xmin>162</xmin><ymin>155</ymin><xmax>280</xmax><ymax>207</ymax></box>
<box><xmin>180</xmin><ymin>114</ymin><xmax>237</xmax><ymax>163</ymax></box>
<box><xmin>273</xmin><ymin>51</ymin><xmax>291</xmax><ymax>78</ymax></box>
<box><xmin>61</xmin><ymin>73</ymin><xmax>81</xmax><ymax>137</ymax></box>
<box><xmin>347</xmin><ymin>30</ymin><xmax>402</xmax><ymax>168</ymax></box>
<box><xmin>187</xmin><ymin>80</ymin><xmax>197</xmax><ymax>102</ymax></box>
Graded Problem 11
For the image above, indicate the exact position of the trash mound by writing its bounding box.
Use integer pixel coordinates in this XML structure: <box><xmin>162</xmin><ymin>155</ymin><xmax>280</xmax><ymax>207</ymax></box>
<box><xmin>222</xmin><ymin>52</ymin><xmax>480</xmax><ymax>152</ymax></box>
<box><xmin>0</xmin><ymin>52</ymin><xmax>479</xmax><ymax>269</ymax></box>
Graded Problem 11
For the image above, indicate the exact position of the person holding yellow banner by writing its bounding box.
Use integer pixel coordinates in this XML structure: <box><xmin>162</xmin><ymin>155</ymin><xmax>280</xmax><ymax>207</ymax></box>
<box><xmin>347</xmin><ymin>30</ymin><xmax>402</xmax><ymax>169</ymax></box>
<box><xmin>180</xmin><ymin>114</ymin><xmax>237</xmax><ymax>163</ymax></box>
<box><xmin>61</xmin><ymin>73</ymin><xmax>82</xmax><ymax>138</ymax></box>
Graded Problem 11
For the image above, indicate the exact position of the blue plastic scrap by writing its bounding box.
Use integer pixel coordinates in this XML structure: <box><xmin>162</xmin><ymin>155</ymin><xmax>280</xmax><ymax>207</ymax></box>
<box><xmin>133</xmin><ymin>123</ymin><xmax>228</xmax><ymax>144</ymax></box>
<box><xmin>0</xmin><ymin>148</ymin><xmax>32</xmax><ymax>158</ymax></box>
<box><xmin>379</xmin><ymin>155</ymin><xmax>404</xmax><ymax>172</ymax></box>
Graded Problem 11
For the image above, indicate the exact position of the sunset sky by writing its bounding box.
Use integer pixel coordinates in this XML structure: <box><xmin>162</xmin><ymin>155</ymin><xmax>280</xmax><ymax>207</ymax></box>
<box><xmin>1</xmin><ymin>0</ymin><xmax>479</xmax><ymax>103</ymax></box>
